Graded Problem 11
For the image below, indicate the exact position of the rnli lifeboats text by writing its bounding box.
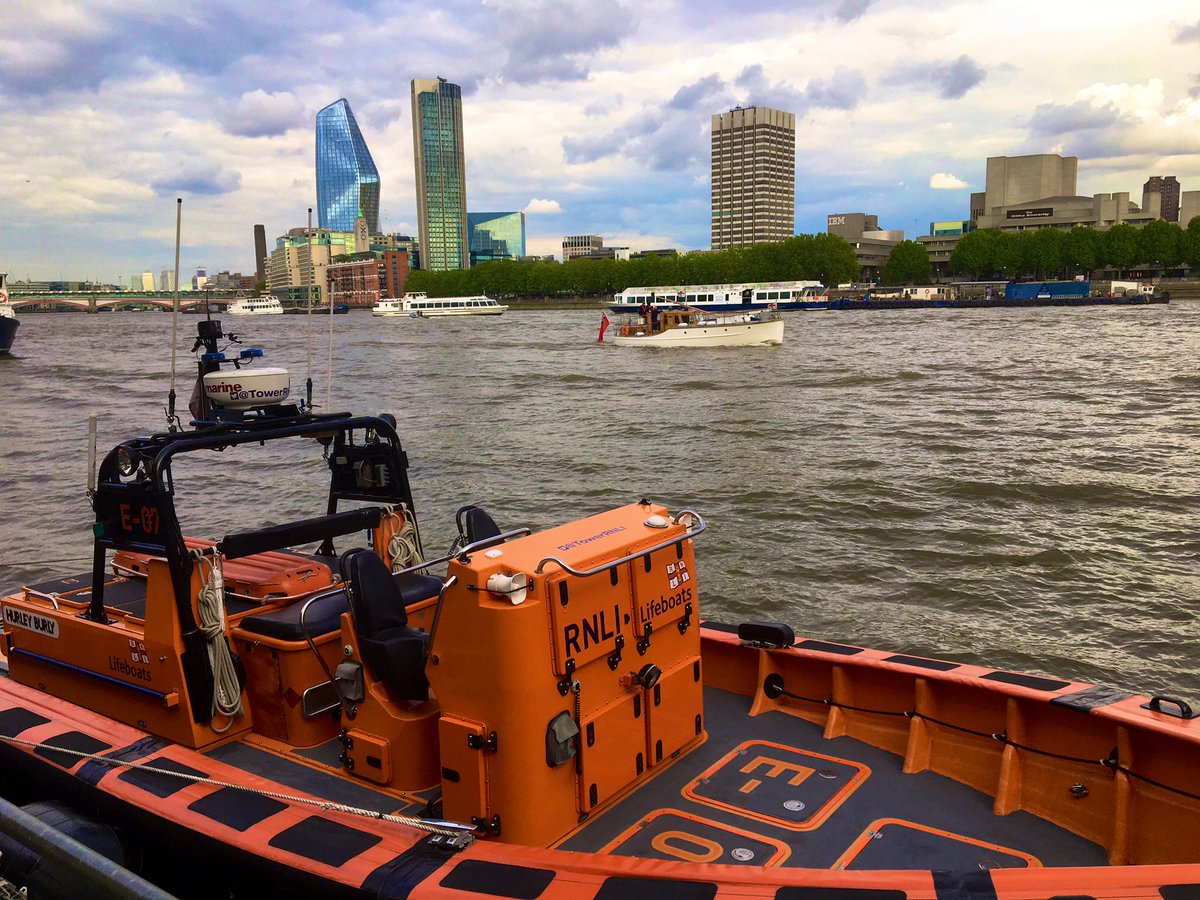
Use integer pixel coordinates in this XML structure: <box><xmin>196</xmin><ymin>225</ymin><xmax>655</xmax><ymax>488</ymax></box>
<box><xmin>640</xmin><ymin>587</ymin><xmax>693</xmax><ymax>624</ymax></box>
<box><xmin>564</xmin><ymin>603</ymin><xmax>622</xmax><ymax>656</ymax></box>
<box><xmin>3</xmin><ymin>605</ymin><xmax>60</xmax><ymax>639</ymax></box>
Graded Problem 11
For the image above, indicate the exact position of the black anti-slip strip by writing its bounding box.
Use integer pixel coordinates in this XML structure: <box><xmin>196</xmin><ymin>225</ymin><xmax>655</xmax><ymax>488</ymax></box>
<box><xmin>981</xmin><ymin>671</ymin><xmax>1070</xmax><ymax>692</ymax></box>
<box><xmin>932</xmin><ymin>869</ymin><xmax>998</xmax><ymax>900</ymax></box>
<box><xmin>884</xmin><ymin>654</ymin><xmax>959</xmax><ymax>672</ymax></box>
<box><xmin>795</xmin><ymin>639</ymin><xmax>864</xmax><ymax>656</ymax></box>
<box><xmin>439</xmin><ymin>860</ymin><xmax>556</xmax><ymax>899</ymax></box>
<box><xmin>0</xmin><ymin>707</ymin><xmax>50</xmax><ymax>738</ymax></box>
<box><xmin>33</xmin><ymin>731</ymin><xmax>111</xmax><ymax>769</ymax></box>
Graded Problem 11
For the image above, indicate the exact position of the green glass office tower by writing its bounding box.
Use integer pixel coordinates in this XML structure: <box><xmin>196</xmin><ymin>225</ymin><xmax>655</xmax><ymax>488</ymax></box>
<box><xmin>316</xmin><ymin>99</ymin><xmax>380</xmax><ymax>234</ymax></box>
<box><xmin>411</xmin><ymin>78</ymin><xmax>468</xmax><ymax>270</ymax></box>
<box><xmin>468</xmin><ymin>211</ymin><xmax>525</xmax><ymax>264</ymax></box>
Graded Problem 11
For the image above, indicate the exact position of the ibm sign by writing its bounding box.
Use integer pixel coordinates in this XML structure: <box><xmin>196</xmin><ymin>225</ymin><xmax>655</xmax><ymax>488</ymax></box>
<box><xmin>828</xmin><ymin>216</ymin><xmax>847</xmax><ymax>226</ymax></box>
<box><xmin>1006</xmin><ymin>207</ymin><xmax>1053</xmax><ymax>220</ymax></box>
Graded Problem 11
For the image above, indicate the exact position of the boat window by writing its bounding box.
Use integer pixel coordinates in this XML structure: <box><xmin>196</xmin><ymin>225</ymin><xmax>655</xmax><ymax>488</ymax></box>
<box><xmin>768</xmin><ymin>292</ymin><xmax>779</xmax><ymax>300</ymax></box>
<box><xmin>779</xmin><ymin>291</ymin><xmax>790</xmax><ymax>299</ymax></box>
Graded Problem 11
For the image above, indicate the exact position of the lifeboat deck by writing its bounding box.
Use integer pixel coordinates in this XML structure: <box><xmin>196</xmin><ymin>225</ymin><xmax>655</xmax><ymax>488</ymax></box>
<box><xmin>194</xmin><ymin>687</ymin><xmax>1106</xmax><ymax>872</ymax></box>
<box><xmin>559</xmin><ymin>687</ymin><xmax>1107</xmax><ymax>870</ymax></box>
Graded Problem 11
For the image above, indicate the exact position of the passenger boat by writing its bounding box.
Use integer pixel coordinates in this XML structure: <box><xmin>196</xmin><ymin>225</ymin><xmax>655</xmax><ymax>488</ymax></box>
<box><xmin>371</xmin><ymin>296</ymin><xmax>412</xmax><ymax>317</ymax></box>
<box><xmin>608</xmin><ymin>305</ymin><xmax>784</xmax><ymax>347</ymax></box>
<box><xmin>375</xmin><ymin>292</ymin><xmax>507</xmax><ymax>318</ymax></box>
<box><xmin>1</xmin><ymin>319</ymin><xmax>1198</xmax><ymax>898</ymax></box>
<box><xmin>228</xmin><ymin>296</ymin><xmax>285</xmax><ymax>316</ymax></box>
<box><xmin>0</xmin><ymin>274</ymin><xmax>18</xmax><ymax>355</ymax></box>
<box><xmin>610</xmin><ymin>281</ymin><xmax>828</xmax><ymax>314</ymax></box>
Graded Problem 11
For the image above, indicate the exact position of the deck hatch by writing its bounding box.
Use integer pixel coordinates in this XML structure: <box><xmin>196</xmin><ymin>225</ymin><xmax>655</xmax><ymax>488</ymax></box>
<box><xmin>33</xmin><ymin>730</ymin><xmax>111</xmax><ymax>769</ymax></box>
<box><xmin>267</xmin><ymin>815</ymin><xmax>382</xmax><ymax>866</ymax></box>
<box><xmin>438</xmin><ymin>860</ymin><xmax>555</xmax><ymax>898</ymax></box>
<box><xmin>601</xmin><ymin>809</ymin><xmax>789</xmax><ymax>866</ymax></box>
<box><xmin>188</xmin><ymin>786</ymin><xmax>288</xmax><ymax>831</ymax></box>
<box><xmin>835</xmin><ymin>819</ymin><xmax>1039</xmax><ymax>872</ymax></box>
<box><xmin>683</xmin><ymin>739</ymin><xmax>868</xmax><ymax>831</ymax></box>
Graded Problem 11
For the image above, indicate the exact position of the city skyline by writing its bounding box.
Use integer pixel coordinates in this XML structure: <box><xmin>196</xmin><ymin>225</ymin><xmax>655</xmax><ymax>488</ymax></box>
<box><xmin>2</xmin><ymin>0</ymin><xmax>1200</xmax><ymax>280</ymax></box>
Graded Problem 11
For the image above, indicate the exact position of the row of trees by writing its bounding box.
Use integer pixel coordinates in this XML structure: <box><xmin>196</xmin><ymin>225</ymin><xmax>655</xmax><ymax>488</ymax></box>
<box><xmin>876</xmin><ymin>217</ymin><xmax>1200</xmax><ymax>285</ymax></box>
<box><xmin>405</xmin><ymin>233</ymin><xmax>861</xmax><ymax>298</ymax></box>
<box><xmin>944</xmin><ymin>217</ymin><xmax>1200</xmax><ymax>281</ymax></box>
<box><xmin>405</xmin><ymin>216</ymin><xmax>1200</xmax><ymax>295</ymax></box>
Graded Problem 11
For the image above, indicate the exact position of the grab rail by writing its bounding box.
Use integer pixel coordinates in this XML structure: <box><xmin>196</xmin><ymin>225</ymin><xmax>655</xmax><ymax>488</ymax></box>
<box><xmin>298</xmin><ymin>585</ymin><xmax>356</xmax><ymax>717</ymax></box>
<box><xmin>426</xmin><ymin>575</ymin><xmax>458</xmax><ymax>664</ymax></box>
<box><xmin>534</xmin><ymin>510</ymin><xmax>705</xmax><ymax>576</ymax></box>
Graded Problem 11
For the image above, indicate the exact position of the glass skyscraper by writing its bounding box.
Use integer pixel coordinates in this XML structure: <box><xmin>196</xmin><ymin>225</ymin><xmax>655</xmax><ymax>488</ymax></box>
<box><xmin>316</xmin><ymin>99</ymin><xmax>380</xmax><ymax>235</ymax></box>
<box><xmin>411</xmin><ymin>78</ymin><xmax>468</xmax><ymax>270</ymax></box>
<box><xmin>467</xmin><ymin>211</ymin><xmax>525</xmax><ymax>265</ymax></box>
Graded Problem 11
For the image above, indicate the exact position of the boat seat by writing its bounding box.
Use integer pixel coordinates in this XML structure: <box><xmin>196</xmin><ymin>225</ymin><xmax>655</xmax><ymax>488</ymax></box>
<box><xmin>339</xmin><ymin>548</ymin><xmax>436</xmax><ymax>701</ymax></box>
<box><xmin>455</xmin><ymin>504</ymin><xmax>502</xmax><ymax>548</ymax></box>
<box><xmin>237</xmin><ymin>567</ymin><xmax>443</xmax><ymax>643</ymax></box>
<box><xmin>237</xmin><ymin>590</ymin><xmax>350</xmax><ymax>642</ymax></box>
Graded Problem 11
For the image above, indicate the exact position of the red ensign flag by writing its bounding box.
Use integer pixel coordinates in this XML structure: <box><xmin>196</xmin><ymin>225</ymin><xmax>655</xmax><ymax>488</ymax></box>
<box><xmin>597</xmin><ymin>314</ymin><xmax>610</xmax><ymax>342</ymax></box>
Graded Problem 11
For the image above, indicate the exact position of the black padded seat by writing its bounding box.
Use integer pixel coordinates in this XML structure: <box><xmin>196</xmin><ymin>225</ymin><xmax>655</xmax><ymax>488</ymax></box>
<box><xmin>456</xmin><ymin>505</ymin><xmax>502</xmax><ymax>547</ymax></box>
<box><xmin>339</xmin><ymin>549</ymin><xmax>437</xmax><ymax>701</ymax></box>
<box><xmin>391</xmin><ymin>572</ymin><xmax>445</xmax><ymax>609</ymax></box>
<box><xmin>237</xmin><ymin>568</ymin><xmax>442</xmax><ymax>643</ymax></box>
<box><xmin>238</xmin><ymin>590</ymin><xmax>350</xmax><ymax>642</ymax></box>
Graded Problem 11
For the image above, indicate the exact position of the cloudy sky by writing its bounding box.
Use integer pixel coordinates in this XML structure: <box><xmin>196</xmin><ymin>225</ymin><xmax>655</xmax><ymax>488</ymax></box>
<box><xmin>3</xmin><ymin>0</ymin><xmax>1199</xmax><ymax>283</ymax></box>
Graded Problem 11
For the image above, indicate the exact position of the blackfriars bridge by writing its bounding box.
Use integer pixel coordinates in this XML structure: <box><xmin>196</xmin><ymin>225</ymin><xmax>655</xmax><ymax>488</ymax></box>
<box><xmin>7</xmin><ymin>289</ymin><xmax>248</xmax><ymax>313</ymax></box>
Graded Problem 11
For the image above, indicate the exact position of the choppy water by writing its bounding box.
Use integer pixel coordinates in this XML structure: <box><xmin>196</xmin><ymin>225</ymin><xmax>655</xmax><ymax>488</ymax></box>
<box><xmin>1</xmin><ymin>303</ymin><xmax>1197</xmax><ymax>697</ymax></box>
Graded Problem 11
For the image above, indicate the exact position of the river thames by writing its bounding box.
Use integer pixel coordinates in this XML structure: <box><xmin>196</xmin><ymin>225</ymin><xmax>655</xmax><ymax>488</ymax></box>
<box><xmin>0</xmin><ymin>302</ymin><xmax>1197</xmax><ymax>698</ymax></box>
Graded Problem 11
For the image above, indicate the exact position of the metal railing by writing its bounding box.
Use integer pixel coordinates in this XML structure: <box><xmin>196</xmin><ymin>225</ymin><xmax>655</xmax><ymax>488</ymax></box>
<box><xmin>534</xmin><ymin>510</ymin><xmax>705</xmax><ymax>576</ymax></box>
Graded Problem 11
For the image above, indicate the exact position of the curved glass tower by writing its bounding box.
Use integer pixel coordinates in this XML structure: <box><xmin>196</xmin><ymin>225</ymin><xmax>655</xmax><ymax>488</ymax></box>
<box><xmin>316</xmin><ymin>99</ymin><xmax>380</xmax><ymax>234</ymax></box>
<box><xmin>412</xmin><ymin>78</ymin><xmax>469</xmax><ymax>270</ymax></box>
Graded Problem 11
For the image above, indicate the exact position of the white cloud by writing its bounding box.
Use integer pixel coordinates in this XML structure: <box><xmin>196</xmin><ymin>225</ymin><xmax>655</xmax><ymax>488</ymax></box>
<box><xmin>524</xmin><ymin>198</ymin><xmax>563</xmax><ymax>214</ymax></box>
<box><xmin>217</xmin><ymin>89</ymin><xmax>306</xmax><ymax>138</ymax></box>
<box><xmin>929</xmin><ymin>172</ymin><xmax>969</xmax><ymax>189</ymax></box>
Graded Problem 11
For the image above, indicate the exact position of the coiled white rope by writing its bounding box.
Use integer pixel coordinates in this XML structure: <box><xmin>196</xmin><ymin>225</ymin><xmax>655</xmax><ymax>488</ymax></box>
<box><xmin>191</xmin><ymin>550</ymin><xmax>244</xmax><ymax>730</ymax></box>
<box><xmin>385</xmin><ymin>503</ymin><xmax>425</xmax><ymax>571</ymax></box>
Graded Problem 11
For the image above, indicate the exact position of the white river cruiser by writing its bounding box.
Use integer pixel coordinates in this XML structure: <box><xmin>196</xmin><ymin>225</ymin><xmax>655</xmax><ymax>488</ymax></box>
<box><xmin>227</xmin><ymin>296</ymin><xmax>284</xmax><ymax>316</ymax></box>
<box><xmin>610</xmin><ymin>280</ymin><xmax>829</xmax><ymax>314</ymax></box>
<box><xmin>374</xmin><ymin>293</ymin><xmax>507</xmax><ymax>318</ymax></box>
